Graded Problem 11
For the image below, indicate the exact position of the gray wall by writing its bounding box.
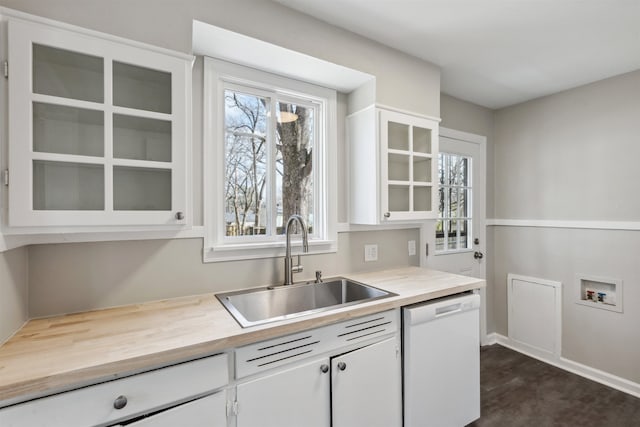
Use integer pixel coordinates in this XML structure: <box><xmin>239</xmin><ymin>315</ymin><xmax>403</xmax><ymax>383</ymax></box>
<box><xmin>0</xmin><ymin>247</ymin><xmax>28</xmax><ymax>344</ymax></box>
<box><xmin>28</xmin><ymin>230</ymin><xmax>420</xmax><ymax>317</ymax></box>
<box><xmin>492</xmin><ymin>69</ymin><xmax>640</xmax><ymax>383</ymax></box>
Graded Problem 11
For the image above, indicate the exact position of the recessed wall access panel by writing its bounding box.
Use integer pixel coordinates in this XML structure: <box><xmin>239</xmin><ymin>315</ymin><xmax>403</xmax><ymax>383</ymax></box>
<box><xmin>576</xmin><ymin>275</ymin><xmax>623</xmax><ymax>313</ymax></box>
<box><xmin>508</xmin><ymin>274</ymin><xmax>562</xmax><ymax>358</ymax></box>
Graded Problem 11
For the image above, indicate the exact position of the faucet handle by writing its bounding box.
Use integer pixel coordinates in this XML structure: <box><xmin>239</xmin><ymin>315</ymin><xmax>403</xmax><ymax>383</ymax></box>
<box><xmin>315</xmin><ymin>270</ymin><xmax>323</xmax><ymax>283</ymax></box>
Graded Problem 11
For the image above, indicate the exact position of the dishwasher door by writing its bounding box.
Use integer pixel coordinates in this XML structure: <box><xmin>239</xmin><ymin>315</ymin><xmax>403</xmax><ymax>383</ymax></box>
<box><xmin>403</xmin><ymin>292</ymin><xmax>480</xmax><ymax>427</ymax></box>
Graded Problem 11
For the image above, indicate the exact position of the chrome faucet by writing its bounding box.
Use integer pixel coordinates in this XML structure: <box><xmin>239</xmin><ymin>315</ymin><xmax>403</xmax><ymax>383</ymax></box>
<box><xmin>283</xmin><ymin>214</ymin><xmax>309</xmax><ymax>286</ymax></box>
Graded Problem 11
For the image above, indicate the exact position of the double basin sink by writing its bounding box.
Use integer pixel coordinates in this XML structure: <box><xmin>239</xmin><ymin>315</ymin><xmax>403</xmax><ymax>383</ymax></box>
<box><xmin>216</xmin><ymin>278</ymin><xmax>396</xmax><ymax>328</ymax></box>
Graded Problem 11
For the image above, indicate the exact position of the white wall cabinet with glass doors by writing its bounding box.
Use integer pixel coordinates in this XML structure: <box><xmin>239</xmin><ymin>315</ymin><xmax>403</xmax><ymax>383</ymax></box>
<box><xmin>348</xmin><ymin>106</ymin><xmax>439</xmax><ymax>224</ymax></box>
<box><xmin>5</xmin><ymin>16</ymin><xmax>191</xmax><ymax>229</ymax></box>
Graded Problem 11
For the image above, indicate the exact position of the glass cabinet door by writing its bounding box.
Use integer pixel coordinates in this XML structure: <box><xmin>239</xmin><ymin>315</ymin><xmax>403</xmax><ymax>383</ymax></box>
<box><xmin>8</xmin><ymin>18</ymin><xmax>189</xmax><ymax>227</ymax></box>
<box><xmin>381</xmin><ymin>109</ymin><xmax>438</xmax><ymax>221</ymax></box>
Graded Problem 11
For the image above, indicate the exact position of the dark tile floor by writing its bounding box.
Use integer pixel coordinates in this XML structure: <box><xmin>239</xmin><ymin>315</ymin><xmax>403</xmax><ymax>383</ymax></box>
<box><xmin>469</xmin><ymin>345</ymin><xmax>640</xmax><ymax>427</ymax></box>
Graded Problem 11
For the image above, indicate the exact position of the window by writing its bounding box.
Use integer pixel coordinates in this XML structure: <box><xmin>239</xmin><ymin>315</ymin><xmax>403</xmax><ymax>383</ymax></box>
<box><xmin>204</xmin><ymin>58</ymin><xmax>337</xmax><ymax>261</ymax></box>
<box><xmin>436</xmin><ymin>152</ymin><xmax>472</xmax><ymax>252</ymax></box>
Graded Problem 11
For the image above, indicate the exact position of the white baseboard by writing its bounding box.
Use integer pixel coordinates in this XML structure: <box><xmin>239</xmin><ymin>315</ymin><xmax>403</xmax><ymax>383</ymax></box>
<box><xmin>484</xmin><ymin>333</ymin><xmax>640</xmax><ymax>399</ymax></box>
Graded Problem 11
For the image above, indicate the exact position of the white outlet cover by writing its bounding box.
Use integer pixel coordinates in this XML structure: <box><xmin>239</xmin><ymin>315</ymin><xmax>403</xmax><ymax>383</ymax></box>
<box><xmin>364</xmin><ymin>244</ymin><xmax>378</xmax><ymax>262</ymax></box>
<box><xmin>408</xmin><ymin>240</ymin><xmax>416</xmax><ymax>256</ymax></box>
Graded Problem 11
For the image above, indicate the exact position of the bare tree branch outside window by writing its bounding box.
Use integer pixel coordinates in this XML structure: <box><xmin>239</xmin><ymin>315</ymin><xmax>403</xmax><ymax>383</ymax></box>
<box><xmin>223</xmin><ymin>89</ymin><xmax>315</xmax><ymax>237</ymax></box>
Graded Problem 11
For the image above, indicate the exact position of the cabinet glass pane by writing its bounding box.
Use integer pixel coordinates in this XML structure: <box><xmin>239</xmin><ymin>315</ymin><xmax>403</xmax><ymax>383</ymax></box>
<box><xmin>388</xmin><ymin>153</ymin><xmax>409</xmax><ymax>181</ymax></box>
<box><xmin>33</xmin><ymin>103</ymin><xmax>104</xmax><ymax>157</ymax></box>
<box><xmin>387</xmin><ymin>121</ymin><xmax>409</xmax><ymax>151</ymax></box>
<box><xmin>414</xmin><ymin>186</ymin><xmax>432</xmax><ymax>211</ymax></box>
<box><xmin>33</xmin><ymin>44</ymin><xmax>103</xmax><ymax>103</ymax></box>
<box><xmin>113</xmin><ymin>166</ymin><xmax>171</xmax><ymax>210</ymax></box>
<box><xmin>113</xmin><ymin>114</ymin><xmax>171</xmax><ymax>162</ymax></box>
<box><xmin>388</xmin><ymin>185</ymin><xmax>410</xmax><ymax>212</ymax></box>
<box><xmin>113</xmin><ymin>62</ymin><xmax>171</xmax><ymax>114</ymax></box>
<box><xmin>33</xmin><ymin>160</ymin><xmax>104</xmax><ymax>210</ymax></box>
<box><xmin>413</xmin><ymin>126</ymin><xmax>431</xmax><ymax>154</ymax></box>
<box><xmin>413</xmin><ymin>157</ymin><xmax>431</xmax><ymax>183</ymax></box>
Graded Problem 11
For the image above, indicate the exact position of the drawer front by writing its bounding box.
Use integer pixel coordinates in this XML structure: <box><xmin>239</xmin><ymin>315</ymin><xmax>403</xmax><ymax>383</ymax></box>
<box><xmin>236</xmin><ymin>310</ymin><xmax>399</xmax><ymax>378</ymax></box>
<box><xmin>0</xmin><ymin>353</ymin><xmax>228</xmax><ymax>427</ymax></box>
<box><xmin>119</xmin><ymin>391</ymin><xmax>227</xmax><ymax>427</ymax></box>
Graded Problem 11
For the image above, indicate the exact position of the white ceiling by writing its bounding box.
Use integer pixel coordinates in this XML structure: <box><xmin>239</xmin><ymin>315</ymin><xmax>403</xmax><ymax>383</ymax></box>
<box><xmin>274</xmin><ymin>0</ymin><xmax>640</xmax><ymax>109</ymax></box>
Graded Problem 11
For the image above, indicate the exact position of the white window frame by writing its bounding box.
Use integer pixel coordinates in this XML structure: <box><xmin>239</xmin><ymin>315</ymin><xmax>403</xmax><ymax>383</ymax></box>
<box><xmin>436</xmin><ymin>151</ymin><xmax>473</xmax><ymax>254</ymax></box>
<box><xmin>203</xmin><ymin>57</ymin><xmax>337</xmax><ymax>262</ymax></box>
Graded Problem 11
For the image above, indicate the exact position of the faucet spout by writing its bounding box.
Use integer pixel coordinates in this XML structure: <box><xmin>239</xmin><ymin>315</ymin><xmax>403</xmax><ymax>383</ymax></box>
<box><xmin>284</xmin><ymin>214</ymin><xmax>309</xmax><ymax>286</ymax></box>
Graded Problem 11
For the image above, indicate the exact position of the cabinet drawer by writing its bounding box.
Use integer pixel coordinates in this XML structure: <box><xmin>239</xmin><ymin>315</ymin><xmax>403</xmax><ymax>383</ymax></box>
<box><xmin>0</xmin><ymin>353</ymin><xmax>228</xmax><ymax>427</ymax></box>
<box><xmin>116</xmin><ymin>391</ymin><xmax>227</xmax><ymax>427</ymax></box>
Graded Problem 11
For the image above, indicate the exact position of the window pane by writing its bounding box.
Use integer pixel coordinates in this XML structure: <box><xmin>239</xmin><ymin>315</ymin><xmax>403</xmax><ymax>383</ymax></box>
<box><xmin>450</xmin><ymin>219</ymin><xmax>459</xmax><ymax>250</ymax></box>
<box><xmin>436</xmin><ymin>152</ymin><xmax>473</xmax><ymax>253</ymax></box>
<box><xmin>224</xmin><ymin>90</ymin><xmax>269</xmax><ymax>236</ymax></box>
<box><xmin>276</xmin><ymin>100</ymin><xmax>314</xmax><ymax>234</ymax></box>
<box><xmin>453</xmin><ymin>156</ymin><xmax>469</xmax><ymax>186</ymax></box>
<box><xmin>436</xmin><ymin>219</ymin><xmax>445</xmax><ymax>251</ymax></box>
<box><xmin>459</xmin><ymin>188</ymin><xmax>469</xmax><ymax>218</ymax></box>
<box><xmin>449</xmin><ymin>187</ymin><xmax>459</xmax><ymax>217</ymax></box>
<box><xmin>460</xmin><ymin>219</ymin><xmax>470</xmax><ymax>249</ymax></box>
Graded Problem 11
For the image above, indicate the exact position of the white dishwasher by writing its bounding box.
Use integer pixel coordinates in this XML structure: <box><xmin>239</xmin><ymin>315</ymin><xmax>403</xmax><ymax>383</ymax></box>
<box><xmin>403</xmin><ymin>292</ymin><xmax>481</xmax><ymax>427</ymax></box>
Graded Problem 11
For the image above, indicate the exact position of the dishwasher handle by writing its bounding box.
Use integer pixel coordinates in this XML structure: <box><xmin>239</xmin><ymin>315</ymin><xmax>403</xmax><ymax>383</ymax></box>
<box><xmin>435</xmin><ymin>303</ymin><xmax>462</xmax><ymax>317</ymax></box>
<box><xmin>404</xmin><ymin>293</ymin><xmax>480</xmax><ymax>325</ymax></box>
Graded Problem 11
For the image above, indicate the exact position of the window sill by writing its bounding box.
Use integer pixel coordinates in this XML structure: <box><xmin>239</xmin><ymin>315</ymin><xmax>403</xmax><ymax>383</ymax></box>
<box><xmin>203</xmin><ymin>239</ymin><xmax>338</xmax><ymax>263</ymax></box>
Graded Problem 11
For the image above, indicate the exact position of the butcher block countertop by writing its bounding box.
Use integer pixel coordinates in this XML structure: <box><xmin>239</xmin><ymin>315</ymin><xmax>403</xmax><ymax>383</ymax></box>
<box><xmin>0</xmin><ymin>267</ymin><xmax>484</xmax><ymax>405</ymax></box>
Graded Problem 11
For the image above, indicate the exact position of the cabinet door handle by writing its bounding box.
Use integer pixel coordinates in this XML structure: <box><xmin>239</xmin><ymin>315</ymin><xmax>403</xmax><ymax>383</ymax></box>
<box><xmin>384</xmin><ymin>212</ymin><xmax>391</xmax><ymax>218</ymax></box>
<box><xmin>320</xmin><ymin>364</ymin><xmax>329</xmax><ymax>373</ymax></box>
<box><xmin>113</xmin><ymin>395</ymin><xmax>128</xmax><ymax>410</ymax></box>
<box><xmin>175</xmin><ymin>211</ymin><xmax>185</xmax><ymax>220</ymax></box>
<box><xmin>337</xmin><ymin>361</ymin><xmax>347</xmax><ymax>371</ymax></box>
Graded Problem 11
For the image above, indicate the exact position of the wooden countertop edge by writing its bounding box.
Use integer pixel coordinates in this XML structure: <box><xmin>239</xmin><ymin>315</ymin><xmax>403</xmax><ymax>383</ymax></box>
<box><xmin>0</xmin><ymin>270</ymin><xmax>485</xmax><ymax>404</ymax></box>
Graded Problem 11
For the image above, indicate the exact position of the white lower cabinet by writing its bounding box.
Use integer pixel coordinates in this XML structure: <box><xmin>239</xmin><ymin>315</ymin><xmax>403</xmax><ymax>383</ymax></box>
<box><xmin>233</xmin><ymin>311</ymin><xmax>402</xmax><ymax>427</ymax></box>
<box><xmin>236</xmin><ymin>357</ymin><xmax>331</xmax><ymax>427</ymax></box>
<box><xmin>235</xmin><ymin>338</ymin><xmax>401</xmax><ymax>427</ymax></box>
<box><xmin>331</xmin><ymin>337</ymin><xmax>402</xmax><ymax>427</ymax></box>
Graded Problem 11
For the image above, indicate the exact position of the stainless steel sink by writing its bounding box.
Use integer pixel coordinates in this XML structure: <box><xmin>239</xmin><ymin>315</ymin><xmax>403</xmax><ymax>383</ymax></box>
<box><xmin>216</xmin><ymin>278</ymin><xmax>396</xmax><ymax>328</ymax></box>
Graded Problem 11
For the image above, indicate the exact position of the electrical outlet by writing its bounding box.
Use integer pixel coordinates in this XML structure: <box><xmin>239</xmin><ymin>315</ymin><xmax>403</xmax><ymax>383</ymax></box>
<box><xmin>408</xmin><ymin>240</ymin><xmax>416</xmax><ymax>256</ymax></box>
<box><xmin>364</xmin><ymin>244</ymin><xmax>378</xmax><ymax>262</ymax></box>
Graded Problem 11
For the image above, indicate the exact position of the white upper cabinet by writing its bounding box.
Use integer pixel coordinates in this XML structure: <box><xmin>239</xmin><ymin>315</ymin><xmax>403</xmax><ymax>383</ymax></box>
<box><xmin>348</xmin><ymin>106</ymin><xmax>439</xmax><ymax>224</ymax></box>
<box><xmin>6</xmin><ymin>17</ymin><xmax>191</xmax><ymax>228</ymax></box>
